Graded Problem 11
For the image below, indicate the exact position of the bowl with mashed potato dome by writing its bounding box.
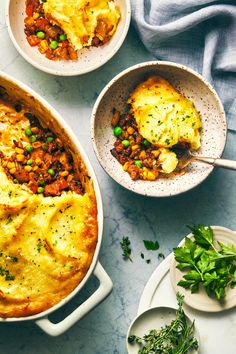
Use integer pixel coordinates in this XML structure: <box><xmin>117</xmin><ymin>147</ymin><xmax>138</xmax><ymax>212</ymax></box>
<box><xmin>0</xmin><ymin>71</ymin><xmax>112</xmax><ymax>336</ymax></box>
<box><xmin>6</xmin><ymin>0</ymin><xmax>131</xmax><ymax>75</ymax></box>
<box><xmin>91</xmin><ymin>61</ymin><xmax>227</xmax><ymax>197</ymax></box>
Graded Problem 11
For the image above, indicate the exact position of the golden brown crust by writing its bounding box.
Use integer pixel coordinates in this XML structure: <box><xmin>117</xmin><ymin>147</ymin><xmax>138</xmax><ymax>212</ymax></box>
<box><xmin>0</xmin><ymin>98</ymin><xmax>98</xmax><ymax>318</ymax></box>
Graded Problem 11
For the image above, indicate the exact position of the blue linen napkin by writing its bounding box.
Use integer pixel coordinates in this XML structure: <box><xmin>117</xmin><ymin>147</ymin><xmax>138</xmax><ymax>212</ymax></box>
<box><xmin>131</xmin><ymin>0</ymin><xmax>236</xmax><ymax>131</ymax></box>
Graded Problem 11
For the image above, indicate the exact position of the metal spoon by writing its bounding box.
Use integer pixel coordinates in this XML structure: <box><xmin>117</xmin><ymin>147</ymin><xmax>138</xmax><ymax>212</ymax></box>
<box><xmin>176</xmin><ymin>149</ymin><xmax>236</xmax><ymax>171</ymax></box>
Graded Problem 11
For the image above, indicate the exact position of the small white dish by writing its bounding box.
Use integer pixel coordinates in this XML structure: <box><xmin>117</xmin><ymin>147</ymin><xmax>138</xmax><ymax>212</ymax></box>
<box><xmin>6</xmin><ymin>0</ymin><xmax>131</xmax><ymax>76</ymax></box>
<box><xmin>126</xmin><ymin>306</ymin><xmax>199</xmax><ymax>354</ymax></box>
<box><xmin>91</xmin><ymin>61</ymin><xmax>227</xmax><ymax>197</ymax></box>
<box><xmin>170</xmin><ymin>226</ymin><xmax>236</xmax><ymax>312</ymax></box>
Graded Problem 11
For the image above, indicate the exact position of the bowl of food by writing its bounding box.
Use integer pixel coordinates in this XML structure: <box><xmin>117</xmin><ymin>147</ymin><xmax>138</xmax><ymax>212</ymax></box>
<box><xmin>0</xmin><ymin>71</ymin><xmax>112</xmax><ymax>336</ymax></box>
<box><xmin>91</xmin><ymin>61</ymin><xmax>227</xmax><ymax>197</ymax></box>
<box><xmin>6</xmin><ymin>0</ymin><xmax>131</xmax><ymax>75</ymax></box>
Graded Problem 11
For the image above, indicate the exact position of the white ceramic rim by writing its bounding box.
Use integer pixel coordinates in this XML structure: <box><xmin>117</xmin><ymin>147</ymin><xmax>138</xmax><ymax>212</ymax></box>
<box><xmin>5</xmin><ymin>0</ymin><xmax>131</xmax><ymax>76</ymax></box>
<box><xmin>0</xmin><ymin>70</ymin><xmax>103</xmax><ymax>322</ymax></box>
<box><xmin>91</xmin><ymin>60</ymin><xmax>227</xmax><ymax>197</ymax></box>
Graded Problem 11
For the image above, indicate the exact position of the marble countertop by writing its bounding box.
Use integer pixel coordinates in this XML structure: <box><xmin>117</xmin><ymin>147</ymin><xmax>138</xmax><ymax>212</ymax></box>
<box><xmin>1</xmin><ymin>3</ymin><xmax>236</xmax><ymax>354</ymax></box>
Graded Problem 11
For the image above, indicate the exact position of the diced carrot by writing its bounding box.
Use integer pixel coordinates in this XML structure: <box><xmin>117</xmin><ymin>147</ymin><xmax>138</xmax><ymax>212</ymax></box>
<box><xmin>27</xmin><ymin>34</ymin><xmax>40</xmax><ymax>47</ymax></box>
<box><xmin>26</xmin><ymin>5</ymin><xmax>34</xmax><ymax>17</ymax></box>
<box><xmin>35</xmin><ymin>17</ymin><xmax>49</xmax><ymax>31</ymax></box>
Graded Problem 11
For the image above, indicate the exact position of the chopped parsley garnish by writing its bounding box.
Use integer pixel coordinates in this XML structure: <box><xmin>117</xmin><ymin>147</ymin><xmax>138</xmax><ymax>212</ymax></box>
<box><xmin>6</xmin><ymin>217</ymin><xmax>13</xmax><ymax>225</ymax></box>
<box><xmin>0</xmin><ymin>266</ymin><xmax>15</xmax><ymax>281</ymax></box>
<box><xmin>10</xmin><ymin>256</ymin><xmax>18</xmax><ymax>262</ymax></box>
<box><xmin>37</xmin><ymin>240</ymin><xmax>43</xmax><ymax>253</ymax></box>
<box><xmin>158</xmin><ymin>253</ymin><xmax>165</xmax><ymax>260</ymax></box>
<box><xmin>165</xmin><ymin>138</ymin><xmax>170</xmax><ymax>145</ymax></box>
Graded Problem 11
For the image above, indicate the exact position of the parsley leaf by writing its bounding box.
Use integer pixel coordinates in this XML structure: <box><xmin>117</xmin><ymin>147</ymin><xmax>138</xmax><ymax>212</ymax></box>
<box><xmin>143</xmin><ymin>240</ymin><xmax>159</xmax><ymax>251</ymax></box>
<box><xmin>174</xmin><ymin>225</ymin><xmax>236</xmax><ymax>301</ymax></box>
<box><xmin>188</xmin><ymin>224</ymin><xmax>216</xmax><ymax>250</ymax></box>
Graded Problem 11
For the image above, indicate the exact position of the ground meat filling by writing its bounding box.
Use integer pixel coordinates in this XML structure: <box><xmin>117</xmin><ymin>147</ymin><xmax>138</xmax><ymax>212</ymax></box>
<box><xmin>24</xmin><ymin>0</ymin><xmax>78</xmax><ymax>61</ymax></box>
<box><xmin>110</xmin><ymin>111</ymin><xmax>187</xmax><ymax>181</ymax></box>
<box><xmin>0</xmin><ymin>104</ymin><xmax>84</xmax><ymax>197</ymax></box>
<box><xmin>24</xmin><ymin>0</ymin><xmax>109</xmax><ymax>61</ymax></box>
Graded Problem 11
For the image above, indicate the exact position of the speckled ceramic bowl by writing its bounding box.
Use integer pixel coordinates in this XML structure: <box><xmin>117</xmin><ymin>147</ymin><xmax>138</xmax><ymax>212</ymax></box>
<box><xmin>91</xmin><ymin>61</ymin><xmax>227</xmax><ymax>197</ymax></box>
<box><xmin>6</xmin><ymin>0</ymin><xmax>131</xmax><ymax>76</ymax></box>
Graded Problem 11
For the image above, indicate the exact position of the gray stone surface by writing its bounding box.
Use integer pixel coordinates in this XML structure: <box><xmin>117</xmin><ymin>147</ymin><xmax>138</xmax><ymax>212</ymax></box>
<box><xmin>1</xmin><ymin>2</ymin><xmax>236</xmax><ymax>354</ymax></box>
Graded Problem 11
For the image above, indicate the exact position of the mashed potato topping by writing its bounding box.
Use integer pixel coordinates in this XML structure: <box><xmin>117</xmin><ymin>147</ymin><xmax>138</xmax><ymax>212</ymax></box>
<box><xmin>43</xmin><ymin>0</ymin><xmax>121</xmax><ymax>50</ymax></box>
<box><xmin>111</xmin><ymin>76</ymin><xmax>202</xmax><ymax>178</ymax></box>
<box><xmin>0</xmin><ymin>96</ymin><xmax>97</xmax><ymax>318</ymax></box>
<box><xmin>128</xmin><ymin>76</ymin><xmax>202</xmax><ymax>173</ymax></box>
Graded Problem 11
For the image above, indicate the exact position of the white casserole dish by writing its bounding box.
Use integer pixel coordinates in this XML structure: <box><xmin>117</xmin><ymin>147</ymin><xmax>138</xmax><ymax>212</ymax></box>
<box><xmin>0</xmin><ymin>71</ymin><xmax>112</xmax><ymax>336</ymax></box>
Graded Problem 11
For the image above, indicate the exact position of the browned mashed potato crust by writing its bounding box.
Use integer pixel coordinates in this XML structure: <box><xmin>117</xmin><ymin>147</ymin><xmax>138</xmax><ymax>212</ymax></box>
<box><xmin>0</xmin><ymin>96</ymin><xmax>98</xmax><ymax>318</ymax></box>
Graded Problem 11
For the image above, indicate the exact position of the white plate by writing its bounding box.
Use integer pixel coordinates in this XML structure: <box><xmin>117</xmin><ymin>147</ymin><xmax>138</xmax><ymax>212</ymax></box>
<box><xmin>126</xmin><ymin>306</ymin><xmax>199</xmax><ymax>354</ymax></box>
<box><xmin>138</xmin><ymin>228</ymin><xmax>236</xmax><ymax>354</ymax></box>
<box><xmin>170</xmin><ymin>226</ymin><xmax>236</xmax><ymax>312</ymax></box>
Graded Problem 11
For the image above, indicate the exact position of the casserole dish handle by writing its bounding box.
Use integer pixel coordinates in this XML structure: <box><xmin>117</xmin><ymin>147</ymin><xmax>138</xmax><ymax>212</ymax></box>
<box><xmin>35</xmin><ymin>262</ymin><xmax>112</xmax><ymax>336</ymax></box>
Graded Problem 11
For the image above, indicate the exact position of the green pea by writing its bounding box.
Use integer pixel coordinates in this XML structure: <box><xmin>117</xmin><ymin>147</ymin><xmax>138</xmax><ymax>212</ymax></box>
<box><xmin>135</xmin><ymin>160</ymin><xmax>142</xmax><ymax>168</ymax></box>
<box><xmin>143</xmin><ymin>139</ymin><xmax>151</xmax><ymax>147</ymax></box>
<box><xmin>46</xmin><ymin>136</ymin><xmax>54</xmax><ymax>142</ymax></box>
<box><xmin>37</xmin><ymin>187</ymin><xmax>44</xmax><ymax>194</ymax></box>
<box><xmin>26</xmin><ymin>159</ymin><xmax>33</xmax><ymax>166</ymax></box>
<box><xmin>25</xmin><ymin>128</ymin><xmax>32</xmax><ymax>137</ymax></box>
<box><xmin>50</xmin><ymin>40</ymin><xmax>58</xmax><ymax>50</ymax></box>
<box><xmin>113</xmin><ymin>126</ymin><xmax>122</xmax><ymax>136</ymax></box>
<box><xmin>48</xmin><ymin>168</ymin><xmax>55</xmax><ymax>176</ymax></box>
<box><xmin>39</xmin><ymin>179</ymin><xmax>45</xmax><ymax>186</ymax></box>
<box><xmin>59</xmin><ymin>34</ymin><xmax>67</xmax><ymax>41</ymax></box>
<box><xmin>122</xmin><ymin>140</ymin><xmax>130</xmax><ymax>148</ymax></box>
<box><xmin>25</xmin><ymin>144</ymin><xmax>33</xmax><ymax>153</ymax></box>
<box><xmin>30</xmin><ymin>135</ymin><xmax>36</xmax><ymax>143</ymax></box>
<box><xmin>36</xmin><ymin>31</ymin><xmax>45</xmax><ymax>39</ymax></box>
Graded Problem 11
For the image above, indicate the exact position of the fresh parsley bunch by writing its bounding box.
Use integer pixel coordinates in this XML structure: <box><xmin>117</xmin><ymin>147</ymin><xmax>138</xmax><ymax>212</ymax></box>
<box><xmin>128</xmin><ymin>293</ymin><xmax>198</xmax><ymax>354</ymax></box>
<box><xmin>174</xmin><ymin>225</ymin><xmax>236</xmax><ymax>300</ymax></box>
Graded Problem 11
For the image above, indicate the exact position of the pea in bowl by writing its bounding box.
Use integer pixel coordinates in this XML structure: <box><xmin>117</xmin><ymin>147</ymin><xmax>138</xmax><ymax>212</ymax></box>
<box><xmin>91</xmin><ymin>61</ymin><xmax>226</xmax><ymax>197</ymax></box>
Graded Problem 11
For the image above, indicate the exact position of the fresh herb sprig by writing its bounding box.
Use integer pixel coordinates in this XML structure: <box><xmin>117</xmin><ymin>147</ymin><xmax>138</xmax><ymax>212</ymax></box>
<box><xmin>120</xmin><ymin>236</ymin><xmax>132</xmax><ymax>262</ymax></box>
<box><xmin>174</xmin><ymin>224</ymin><xmax>236</xmax><ymax>300</ymax></box>
<box><xmin>128</xmin><ymin>293</ymin><xmax>198</xmax><ymax>353</ymax></box>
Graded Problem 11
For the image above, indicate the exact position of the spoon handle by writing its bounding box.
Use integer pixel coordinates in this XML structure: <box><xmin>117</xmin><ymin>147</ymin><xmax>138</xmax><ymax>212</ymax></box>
<box><xmin>195</xmin><ymin>156</ymin><xmax>236</xmax><ymax>170</ymax></box>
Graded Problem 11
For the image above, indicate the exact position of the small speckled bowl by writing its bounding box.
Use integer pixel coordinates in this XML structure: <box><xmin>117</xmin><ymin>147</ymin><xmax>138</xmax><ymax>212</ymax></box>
<box><xmin>91</xmin><ymin>61</ymin><xmax>227</xmax><ymax>197</ymax></box>
<box><xmin>6</xmin><ymin>0</ymin><xmax>131</xmax><ymax>76</ymax></box>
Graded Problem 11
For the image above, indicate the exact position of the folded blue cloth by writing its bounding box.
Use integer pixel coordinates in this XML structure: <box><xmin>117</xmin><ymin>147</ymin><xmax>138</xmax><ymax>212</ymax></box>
<box><xmin>131</xmin><ymin>0</ymin><xmax>236</xmax><ymax>131</ymax></box>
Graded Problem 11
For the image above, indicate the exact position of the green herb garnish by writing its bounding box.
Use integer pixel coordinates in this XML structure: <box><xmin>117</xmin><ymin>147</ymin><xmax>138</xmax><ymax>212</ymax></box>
<box><xmin>158</xmin><ymin>253</ymin><xmax>165</xmax><ymax>260</ymax></box>
<box><xmin>143</xmin><ymin>240</ymin><xmax>159</xmax><ymax>251</ymax></box>
<box><xmin>174</xmin><ymin>224</ymin><xmax>236</xmax><ymax>300</ymax></box>
<box><xmin>120</xmin><ymin>236</ymin><xmax>132</xmax><ymax>262</ymax></box>
<box><xmin>128</xmin><ymin>293</ymin><xmax>198</xmax><ymax>353</ymax></box>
